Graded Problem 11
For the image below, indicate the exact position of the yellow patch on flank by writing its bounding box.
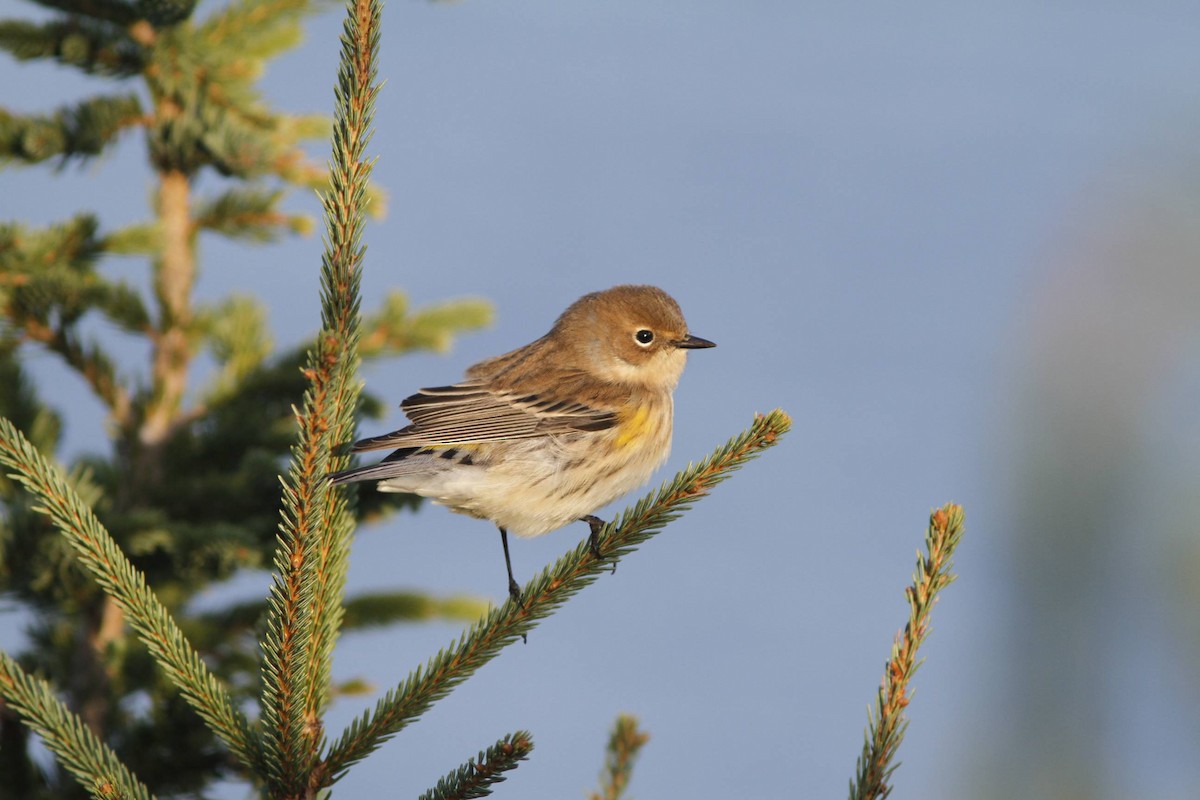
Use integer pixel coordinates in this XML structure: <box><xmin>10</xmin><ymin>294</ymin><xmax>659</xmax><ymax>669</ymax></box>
<box><xmin>615</xmin><ymin>404</ymin><xmax>653</xmax><ymax>448</ymax></box>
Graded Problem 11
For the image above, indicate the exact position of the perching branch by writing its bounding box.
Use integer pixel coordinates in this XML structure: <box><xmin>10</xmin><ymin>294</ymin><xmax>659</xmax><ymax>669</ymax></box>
<box><xmin>849</xmin><ymin>503</ymin><xmax>966</xmax><ymax>800</ymax></box>
<box><xmin>320</xmin><ymin>409</ymin><xmax>791</xmax><ymax>782</ymax></box>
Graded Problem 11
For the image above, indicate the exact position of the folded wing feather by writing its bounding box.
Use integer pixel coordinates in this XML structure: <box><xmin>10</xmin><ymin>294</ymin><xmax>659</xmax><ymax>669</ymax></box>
<box><xmin>348</xmin><ymin>380</ymin><xmax>619</xmax><ymax>452</ymax></box>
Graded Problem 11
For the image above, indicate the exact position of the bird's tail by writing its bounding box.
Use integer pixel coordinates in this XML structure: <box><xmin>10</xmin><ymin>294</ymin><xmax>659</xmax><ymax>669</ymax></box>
<box><xmin>326</xmin><ymin>446</ymin><xmax>425</xmax><ymax>485</ymax></box>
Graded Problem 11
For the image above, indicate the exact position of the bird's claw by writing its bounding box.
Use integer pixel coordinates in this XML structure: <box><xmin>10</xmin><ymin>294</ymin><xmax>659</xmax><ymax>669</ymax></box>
<box><xmin>583</xmin><ymin>515</ymin><xmax>617</xmax><ymax>575</ymax></box>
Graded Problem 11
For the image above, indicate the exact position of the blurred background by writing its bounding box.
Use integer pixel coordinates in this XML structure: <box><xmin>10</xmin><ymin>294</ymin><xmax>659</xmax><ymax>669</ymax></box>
<box><xmin>4</xmin><ymin>1</ymin><xmax>1200</xmax><ymax>797</ymax></box>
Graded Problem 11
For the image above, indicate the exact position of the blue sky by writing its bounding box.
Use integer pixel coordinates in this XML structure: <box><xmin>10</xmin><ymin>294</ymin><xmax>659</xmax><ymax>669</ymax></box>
<box><xmin>4</xmin><ymin>1</ymin><xmax>1200</xmax><ymax>797</ymax></box>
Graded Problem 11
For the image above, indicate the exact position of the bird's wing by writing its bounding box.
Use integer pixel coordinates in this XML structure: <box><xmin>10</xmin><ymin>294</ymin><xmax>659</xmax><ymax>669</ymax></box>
<box><xmin>348</xmin><ymin>380</ymin><xmax>618</xmax><ymax>452</ymax></box>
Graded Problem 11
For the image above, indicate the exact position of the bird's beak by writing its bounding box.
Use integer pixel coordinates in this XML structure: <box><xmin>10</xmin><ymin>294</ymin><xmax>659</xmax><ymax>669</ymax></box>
<box><xmin>677</xmin><ymin>334</ymin><xmax>716</xmax><ymax>349</ymax></box>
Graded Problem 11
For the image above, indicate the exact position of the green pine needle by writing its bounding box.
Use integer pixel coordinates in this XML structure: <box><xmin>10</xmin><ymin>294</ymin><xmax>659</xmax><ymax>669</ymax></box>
<box><xmin>0</xmin><ymin>652</ymin><xmax>152</xmax><ymax>800</ymax></box>
<box><xmin>417</xmin><ymin>731</ymin><xmax>534</xmax><ymax>800</ymax></box>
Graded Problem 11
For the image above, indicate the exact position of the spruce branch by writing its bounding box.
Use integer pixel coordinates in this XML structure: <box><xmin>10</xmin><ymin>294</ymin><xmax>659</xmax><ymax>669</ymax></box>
<box><xmin>320</xmin><ymin>409</ymin><xmax>791</xmax><ymax>781</ymax></box>
<box><xmin>26</xmin><ymin>0</ymin><xmax>139</xmax><ymax>26</ymax></box>
<box><xmin>0</xmin><ymin>214</ymin><xmax>105</xmax><ymax>273</ymax></box>
<box><xmin>8</xmin><ymin>268</ymin><xmax>150</xmax><ymax>333</ymax></box>
<box><xmin>0</xmin><ymin>94</ymin><xmax>144</xmax><ymax>163</ymax></box>
<box><xmin>198</xmin><ymin>295</ymin><xmax>273</xmax><ymax>401</ymax></box>
<box><xmin>0</xmin><ymin>651</ymin><xmax>152</xmax><ymax>800</ymax></box>
<box><xmin>341</xmin><ymin>590</ymin><xmax>491</xmax><ymax>629</ymax></box>
<box><xmin>134</xmin><ymin>0</ymin><xmax>198</xmax><ymax>27</ymax></box>
<box><xmin>848</xmin><ymin>503</ymin><xmax>966</xmax><ymax>800</ymax></box>
<box><xmin>259</xmin><ymin>0</ymin><xmax>377</xmax><ymax>791</ymax></box>
<box><xmin>103</xmin><ymin>222</ymin><xmax>161</xmax><ymax>255</ymax></box>
<box><xmin>0</xmin><ymin>17</ymin><xmax>145</xmax><ymax>77</ymax></box>
<box><xmin>589</xmin><ymin>714</ymin><xmax>650</xmax><ymax>800</ymax></box>
<box><xmin>1</xmin><ymin>215</ymin><xmax>152</xmax><ymax>334</ymax></box>
<box><xmin>359</xmin><ymin>292</ymin><xmax>493</xmax><ymax>359</ymax></box>
<box><xmin>8</xmin><ymin>313</ymin><xmax>130</xmax><ymax>424</ymax></box>
<box><xmin>193</xmin><ymin>186</ymin><xmax>311</xmax><ymax>241</ymax></box>
<box><xmin>144</xmin><ymin>31</ymin><xmax>281</xmax><ymax>177</ymax></box>
<box><xmin>303</xmin><ymin>0</ymin><xmax>379</xmax><ymax>728</ymax></box>
<box><xmin>197</xmin><ymin>0</ymin><xmax>317</xmax><ymax>60</ymax></box>
<box><xmin>417</xmin><ymin>731</ymin><xmax>534</xmax><ymax>800</ymax></box>
<box><xmin>0</xmin><ymin>347</ymin><xmax>63</xmax><ymax>454</ymax></box>
<box><xmin>0</xmin><ymin>417</ymin><xmax>262</xmax><ymax>773</ymax></box>
<box><xmin>188</xmin><ymin>590</ymin><xmax>489</xmax><ymax>646</ymax></box>
<box><xmin>276</xmin><ymin>154</ymin><xmax>388</xmax><ymax>219</ymax></box>
<box><xmin>0</xmin><ymin>216</ymin><xmax>141</xmax><ymax>422</ymax></box>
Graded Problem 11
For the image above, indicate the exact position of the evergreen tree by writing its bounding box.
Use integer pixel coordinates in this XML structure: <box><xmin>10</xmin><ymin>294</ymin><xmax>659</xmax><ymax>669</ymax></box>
<box><xmin>0</xmin><ymin>1</ymin><xmax>490</xmax><ymax>795</ymax></box>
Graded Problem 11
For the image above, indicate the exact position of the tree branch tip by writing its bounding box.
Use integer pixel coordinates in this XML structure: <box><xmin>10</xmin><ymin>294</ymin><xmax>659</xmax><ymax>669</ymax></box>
<box><xmin>759</xmin><ymin>407</ymin><xmax>792</xmax><ymax>427</ymax></box>
<box><xmin>930</xmin><ymin>503</ymin><xmax>964</xmax><ymax>530</ymax></box>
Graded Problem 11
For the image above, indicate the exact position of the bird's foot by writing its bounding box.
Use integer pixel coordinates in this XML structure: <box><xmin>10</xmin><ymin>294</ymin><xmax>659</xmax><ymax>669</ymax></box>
<box><xmin>582</xmin><ymin>515</ymin><xmax>616</xmax><ymax>574</ymax></box>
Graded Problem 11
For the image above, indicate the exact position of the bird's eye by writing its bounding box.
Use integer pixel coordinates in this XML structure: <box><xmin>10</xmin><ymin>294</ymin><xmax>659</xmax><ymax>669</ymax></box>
<box><xmin>635</xmin><ymin>329</ymin><xmax>654</xmax><ymax>346</ymax></box>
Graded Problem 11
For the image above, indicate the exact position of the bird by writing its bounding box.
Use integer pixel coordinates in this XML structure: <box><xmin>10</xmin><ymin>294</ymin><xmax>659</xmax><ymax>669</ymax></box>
<box><xmin>328</xmin><ymin>284</ymin><xmax>715</xmax><ymax>604</ymax></box>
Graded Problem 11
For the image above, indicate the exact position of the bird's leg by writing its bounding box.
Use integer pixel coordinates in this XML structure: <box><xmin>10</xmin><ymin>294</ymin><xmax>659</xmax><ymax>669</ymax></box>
<box><xmin>499</xmin><ymin>527</ymin><xmax>524</xmax><ymax>607</ymax></box>
<box><xmin>580</xmin><ymin>515</ymin><xmax>615</xmax><ymax>574</ymax></box>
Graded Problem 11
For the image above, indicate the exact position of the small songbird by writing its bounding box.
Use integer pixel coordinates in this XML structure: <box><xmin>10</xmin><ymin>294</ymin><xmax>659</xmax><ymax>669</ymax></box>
<box><xmin>329</xmin><ymin>285</ymin><xmax>715</xmax><ymax>602</ymax></box>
